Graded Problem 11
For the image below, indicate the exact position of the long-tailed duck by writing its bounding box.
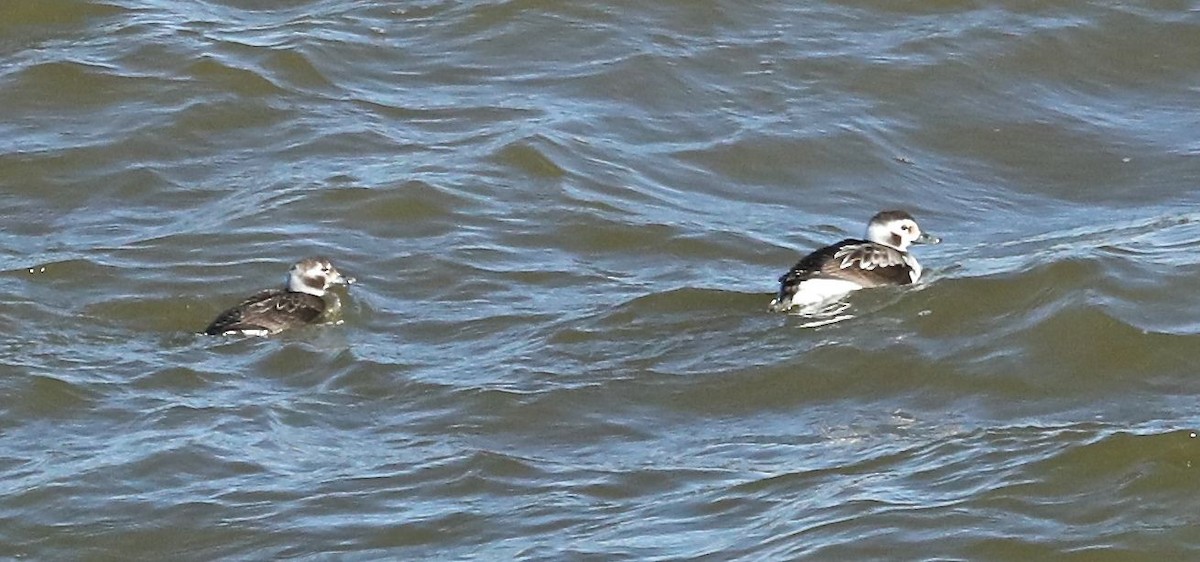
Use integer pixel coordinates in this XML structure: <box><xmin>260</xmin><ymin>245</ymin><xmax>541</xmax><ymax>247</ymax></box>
<box><xmin>204</xmin><ymin>257</ymin><xmax>354</xmax><ymax>336</ymax></box>
<box><xmin>769</xmin><ymin>210</ymin><xmax>939</xmax><ymax>313</ymax></box>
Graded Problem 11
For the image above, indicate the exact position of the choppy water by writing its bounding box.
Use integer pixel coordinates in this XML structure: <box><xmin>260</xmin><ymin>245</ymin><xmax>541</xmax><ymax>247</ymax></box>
<box><xmin>3</xmin><ymin>0</ymin><xmax>1200</xmax><ymax>559</ymax></box>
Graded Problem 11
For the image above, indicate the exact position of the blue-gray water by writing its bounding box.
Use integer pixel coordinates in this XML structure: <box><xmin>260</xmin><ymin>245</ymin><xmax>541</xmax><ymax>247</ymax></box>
<box><xmin>2</xmin><ymin>1</ymin><xmax>1200</xmax><ymax>559</ymax></box>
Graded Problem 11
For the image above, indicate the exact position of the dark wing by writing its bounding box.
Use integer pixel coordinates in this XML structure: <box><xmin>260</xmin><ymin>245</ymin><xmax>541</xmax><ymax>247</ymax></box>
<box><xmin>777</xmin><ymin>239</ymin><xmax>856</xmax><ymax>287</ymax></box>
<box><xmin>204</xmin><ymin>289</ymin><xmax>326</xmax><ymax>335</ymax></box>
<box><xmin>777</xmin><ymin>239</ymin><xmax>913</xmax><ymax>293</ymax></box>
<box><xmin>824</xmin><ymin>242</ymin><xmax>914</xmax><ymax>286</ymax></box>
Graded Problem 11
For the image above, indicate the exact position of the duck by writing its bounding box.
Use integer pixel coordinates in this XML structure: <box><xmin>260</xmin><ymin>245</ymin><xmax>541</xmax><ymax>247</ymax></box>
<box><xmin>769</xmin><ymin>210</ymin><xmax>938</xmax><ymax>312</ymax></box>
<box><xmin>204</xmin><ymin>257</ymin><xmax>354</xmax><ymax>336</ymax></box>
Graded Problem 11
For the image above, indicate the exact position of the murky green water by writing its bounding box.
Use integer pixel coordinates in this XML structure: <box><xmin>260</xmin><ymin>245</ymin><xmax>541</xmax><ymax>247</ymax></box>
<box><xmin>2</xmin><ymin>0</ymin><xmax>1200</xmax><ymax>559</ymax></box>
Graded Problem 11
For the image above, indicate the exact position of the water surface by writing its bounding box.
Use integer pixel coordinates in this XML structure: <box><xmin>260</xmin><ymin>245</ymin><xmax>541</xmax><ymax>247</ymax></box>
<box><xmin>2</xmin><ymin>0</ymin><xmax>1200</xmax><ymax>559</ymax></box>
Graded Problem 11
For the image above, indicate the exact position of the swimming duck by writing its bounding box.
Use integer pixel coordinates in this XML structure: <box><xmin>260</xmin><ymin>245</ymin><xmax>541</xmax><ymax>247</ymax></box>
<box><xmin>204</xmin><ymin>257</ymin><xmax>353</xmax><ymax>336</ymax></box>
<box><xmin>769</xmin><ymin>210</ymin><xmax>938</xmax><ymax>312</ymax></box>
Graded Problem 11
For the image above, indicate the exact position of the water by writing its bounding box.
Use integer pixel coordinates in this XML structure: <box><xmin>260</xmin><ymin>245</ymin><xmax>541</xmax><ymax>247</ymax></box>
<box><xmin>2</xmin><ymin>0</ymin><xmax>1200</xmax><ymax>559</ymax></box>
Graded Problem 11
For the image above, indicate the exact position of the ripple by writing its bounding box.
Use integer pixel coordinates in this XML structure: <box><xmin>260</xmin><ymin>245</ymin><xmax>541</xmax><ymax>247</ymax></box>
<box><xmin>2</xmin><ymin>0</ymin><xmax>1199</xmax><ymax>559</ymax></box>
<box><xmin>0</xmin><ymin>0</ymin><xmax>126</xmax><ymax>34</ymax></box>
<box><xmin>493</xmin><ymin>137</ymin><xmax>567</xmax><ymax>178</ymax></box>
<box><xmin>185</xmin><ymin>55</ymin><xmax>287</xmax><ymax>97</ymax></box>
<box><xmin>8</xmin><ymin>373</ymin><xmax>99</xmax><ymax>418</ymax></box>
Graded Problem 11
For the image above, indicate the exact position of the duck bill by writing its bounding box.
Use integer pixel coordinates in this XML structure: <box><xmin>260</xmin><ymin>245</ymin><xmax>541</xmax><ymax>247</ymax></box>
<box><xmin>915</xmin><ymin>233</ymin><xmax>941</xmax><ymax>245</ymax></box>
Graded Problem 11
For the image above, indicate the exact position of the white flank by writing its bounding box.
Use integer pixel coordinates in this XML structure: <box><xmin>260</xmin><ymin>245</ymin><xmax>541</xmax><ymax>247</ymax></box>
<box><xmin>229</xmin><ymin>329</ymin><xmax>271</xmax><ymax>337</ymax></box>
<box><xmin>904</xmin><ymin>254</ymin><xmax>922</xmax><ymax>282</ymax></box>
<box><xmin>773</xmin><ymin>278</ymin><xmax>863</xmax><ymax>312</ymax></box>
